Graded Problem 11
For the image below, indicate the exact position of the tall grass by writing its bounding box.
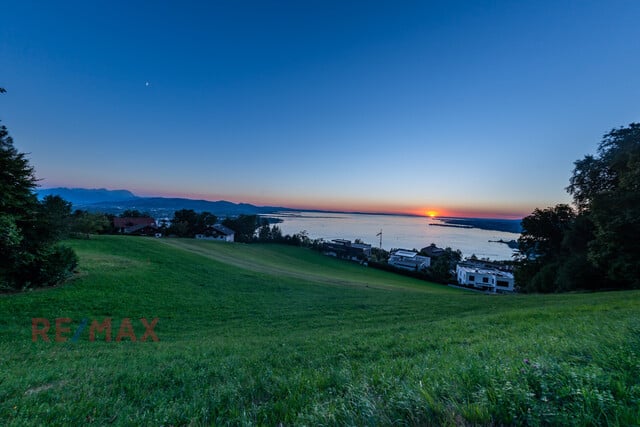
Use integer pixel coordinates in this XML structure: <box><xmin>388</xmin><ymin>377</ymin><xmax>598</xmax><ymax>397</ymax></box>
<box><xmin>0</xmin><ymin>236</ymin><xmax>638</xmax><ymax>425</ymax></box>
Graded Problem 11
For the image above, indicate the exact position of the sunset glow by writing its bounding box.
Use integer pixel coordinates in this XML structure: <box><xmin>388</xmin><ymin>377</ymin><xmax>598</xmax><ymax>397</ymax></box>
<box><xmin>4</xmin><ymin>2</ymin><xmax>637</xmax><ymax>220</ymax></box>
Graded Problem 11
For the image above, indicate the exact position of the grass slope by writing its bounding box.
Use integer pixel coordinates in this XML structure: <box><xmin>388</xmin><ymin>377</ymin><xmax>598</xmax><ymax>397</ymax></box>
<box><xmin>0</xmin><ymin>236</ymin><xmax>639</xmax><ymax>426</ymax></box>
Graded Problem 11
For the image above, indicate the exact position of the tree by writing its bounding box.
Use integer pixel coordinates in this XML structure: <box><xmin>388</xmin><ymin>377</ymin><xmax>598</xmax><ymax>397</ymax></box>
<box><xmin>1</xmin><ymin>105</ymin><xmax>78</xmax><ymax>290</ymax></box>
<box><xmin>567</xmin><ymin>123</ymin><xmax>640</xmax><ymax>288</ymax></box>
<box><xmin>169</xmin><ymin>209</ymin><xmax>198</xmax><ymax>237</ymax></box>
<box><xmin>517</xmin><ymin>205</ymin><xmax>575</xmax><ymax>263</ymax></box>
<box><xmin>194</xmin><ymin>211</ymin><xmax>217</xmax><ymax>235</ymax></box>
<box><xmin>427</xmin><ymin>247</ymin><xmax>462</xmax><ymax>284</ymax></box>
<box><xmin>71</xmin><ymin>210</ymin><xmax>110</xmax><ymax>238</ymax></box>
<box><xmin>514</xmin><ymin>205</ymin><xmax>576</xmax><ymax>292</ymax></box>
<box><xmin>36</xmin><ymin>195</ymin><xmax>73</xmax><ymax>242</ymax></box>
<box><xmin>1</xmin><ymin>123</ymin><xmax>38</xmax><ymax>220</ymax></box>
<box><xmin>270</xmin><ymin>225</ymin><xmax>283</xmax><ymax>242</ymax></box>
<box><xmin>516</xmin><ymin>123</ymin><xmax>640</xmax><ymax>292</ymax></box>
<box><xmin>258</xmin><ymin>224</ymin><xmax>271</xmax><ymax>241</ymax></box>
<box><xmin>167</xmin><ymin>209</ymin><xmax>217</xmax><ymax>237</ymax></box>
<box><xmin>1</xmin><ymin>116</ymin><xmax>37</xmax><ymax>289</ymax></box>
<box><xmin>222</xmin><ymin>215</ymin><xmax>260</xmax><ymax>243</ymax></box>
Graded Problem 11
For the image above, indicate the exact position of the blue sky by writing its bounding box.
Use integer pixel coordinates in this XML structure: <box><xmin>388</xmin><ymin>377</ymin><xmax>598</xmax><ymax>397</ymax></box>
<box><xmin>1</xmin><ymin>1</ymin><xmax>639</xmax><ymax>218</ymax></box>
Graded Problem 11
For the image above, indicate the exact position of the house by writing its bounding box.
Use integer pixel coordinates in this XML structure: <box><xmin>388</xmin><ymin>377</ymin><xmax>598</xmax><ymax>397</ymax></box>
<box><xmin>460</xmin><ymin>258</ymin><xmax>514</xmax><ymax>273</ymax></box>
<box><xmin>420</xmin><ymin>243</ymin><xmax>446</xmax><ymax>258</ymax></box>
<box><xmin>388</xmin><ymin>250</ymin><xmax>431</xmax><ymax>271</ymax></box>
<box><xmin>113</xmin><ymin>217</ymin><xmax>158</xmax><ymax>235</ymax></box>
<box><xmin>322</xmin><ymin>239</ymin><xmax>372</xmax><ymax>261</ymax></box>
<box><xmin>456</xmin><ymin>263</ymin><xmax>515</xmax><ymax>293</ymax></box>
<box><xmin>195</xmin><ymin>224</ymin><xmax>235</xmax><ymax>242</ymax></box>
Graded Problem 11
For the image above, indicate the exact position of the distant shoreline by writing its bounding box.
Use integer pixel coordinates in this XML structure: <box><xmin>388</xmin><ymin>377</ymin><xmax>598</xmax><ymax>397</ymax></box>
<box><xmin>429</xmin><ymin>223</ymin><xmax>473</xmax><ymax>229</ymax></box>
<box><xmin>273</xmin><ymin>211</ymin><xmax>523</xmax><ymax>234</ymax></box>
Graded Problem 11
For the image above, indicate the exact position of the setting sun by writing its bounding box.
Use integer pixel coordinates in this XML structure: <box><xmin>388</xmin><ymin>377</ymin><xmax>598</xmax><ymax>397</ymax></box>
<box><xmin>426</xmin><ymin>210</ymin><xmax>438</xmax><ymax>218</ymax></box>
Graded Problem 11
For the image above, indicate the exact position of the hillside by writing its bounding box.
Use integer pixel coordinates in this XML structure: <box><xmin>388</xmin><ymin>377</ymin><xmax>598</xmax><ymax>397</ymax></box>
<box><xmin>1</xmin><ymin>236</ymin><xmax>638</xmax><ymax>425</ymax></box>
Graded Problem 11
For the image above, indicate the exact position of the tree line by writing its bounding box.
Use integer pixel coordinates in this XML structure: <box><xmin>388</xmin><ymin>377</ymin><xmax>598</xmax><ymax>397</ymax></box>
<box><xmin>515</xmin><ymin>123</ymin><xmax>640</xmax><ymax>292</ymax></box>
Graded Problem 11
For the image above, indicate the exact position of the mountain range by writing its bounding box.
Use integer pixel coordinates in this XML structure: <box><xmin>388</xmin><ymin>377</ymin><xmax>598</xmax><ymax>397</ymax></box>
<box><xmin>36</xmin><ymin>187</ymin><xmax>289</xmax><ymax>217</ymax></box>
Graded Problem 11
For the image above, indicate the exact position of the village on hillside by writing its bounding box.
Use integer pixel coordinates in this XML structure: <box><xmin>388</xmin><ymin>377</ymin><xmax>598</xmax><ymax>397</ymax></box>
<box><xmin>113</xmin><ymin>213</ymin><xmax>515</xmax><ymax>294</ymax></box>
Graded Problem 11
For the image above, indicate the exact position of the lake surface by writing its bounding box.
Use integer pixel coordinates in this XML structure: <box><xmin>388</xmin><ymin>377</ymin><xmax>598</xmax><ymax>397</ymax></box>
<box><xmin>271</xmin><ymin>212</ymin><xmax>521</xmax><ymax>261</ymax></box>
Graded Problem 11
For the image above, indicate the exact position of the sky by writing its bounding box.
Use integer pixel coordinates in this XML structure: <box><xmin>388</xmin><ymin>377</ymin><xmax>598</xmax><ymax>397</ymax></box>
<box><xmin>1</xmin><ymin>1</ymin><xmax>639</xmax><ymax>219</ymax></box>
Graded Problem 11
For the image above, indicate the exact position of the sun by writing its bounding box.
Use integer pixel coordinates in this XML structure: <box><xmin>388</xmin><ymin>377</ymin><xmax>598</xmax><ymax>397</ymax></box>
<box><xmin>426</xmin><ymin>210</ymin><xmax>438</xmax><ymax>218</ymax></box>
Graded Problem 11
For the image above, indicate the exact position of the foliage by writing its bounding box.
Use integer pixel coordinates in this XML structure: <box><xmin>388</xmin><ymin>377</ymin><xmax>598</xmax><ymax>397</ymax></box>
<box><xmin>570</xmin><ymin>124</ymin><xmax>640</xmax><ymax>288</ymax></box>
<box><xmin>370</xmin><ymin>247</ymin><xmax>389</xmax><ymax>262</ymax></box>
<box><xmin>2</xmin><ymin>236</ymin><xmax>638</xmax><ymax>424</ymax></box>
<box><xmin>257</xmin><ymin>223</ymin><xmax>284</xmax><ymax>242</ymax></box>
<box><xmin>256</xmin><ymin>225</ymin><xmax>328</xmax><ymax>251</ymax></box>
<box><xmin>35</xmin><ymin>195</ymin><xmax>72</xmax><ymax>242</ymax></box>
<box><xmin>29</xmin><ymin>245</ymin><xmax>79</xmax><ymax>287</ymax></box>
<box><xmin>426</xmin><ymin>247</ymin><xmax>462</xmax><ymax>283</ymax></box>
<box><xmin>70</xmin><ymin>210</ymin><xmax>110</xmax><ymax>238</ymax></box>
<box><xmin>168</xmin><ymin>209</ymin><xmax>217</xmax><ymax>237</ymax></box>
<box><xmin>516</xmin><ymin>123</ymin><xmax>640</xmax><ymax>292</ymax></box>
<box><xmin>0</xmin><ymin>94</ymin><xmax>78</xmax><ymax>291</ymax></box>
<box><xmin>0</xmin><ymin>123</ymin><xmax>37</xmax><ymax>219</ymax></box>
<box><xmin>518</xmin><ymin>205</ymin><xmax>575</xmax><ymax>262</ymax></box>
<box><xmin>222</xmin><ymin>214</ymin><xmax>260</xmax><ymax>242</ymax></box>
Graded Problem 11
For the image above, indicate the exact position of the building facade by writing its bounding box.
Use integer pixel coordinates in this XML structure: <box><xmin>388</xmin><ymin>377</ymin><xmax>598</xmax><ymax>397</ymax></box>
<box><xmin>456</xmin><ymin>264</ymin><xmax>515</xmax><ymax>292</ymax></box>
<box><xmin>388</xmin><ymin>250</ymin><xmax>431</xmax><ymax>271</ymax></box>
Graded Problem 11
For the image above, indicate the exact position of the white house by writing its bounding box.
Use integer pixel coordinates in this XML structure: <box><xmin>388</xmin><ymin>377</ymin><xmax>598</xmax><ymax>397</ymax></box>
<box><xmin>388</xmin><ymin>250</ymin><xmax>431</xmax><ymax>271</ymax></box>
<box><xmin>195</xmin><ymin>224</ymin><xmax>235</xmax><ymax>242</ymax></box>
<box><xmin>456</xmin><ymin>264</ymin><xmax>515</xmax><ymax>292</ymax></box>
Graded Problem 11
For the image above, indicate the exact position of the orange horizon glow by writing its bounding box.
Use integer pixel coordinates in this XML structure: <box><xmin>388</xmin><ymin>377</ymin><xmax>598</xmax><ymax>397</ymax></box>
<box><xmin>169</xmin><ymin>194</ymin><xmax>527</xmax><ymax>219</ymax></box>
<box><xmin>42</xmin><ymin>181</ymin><xmax>530</xmax><ymax>219</ymax></box>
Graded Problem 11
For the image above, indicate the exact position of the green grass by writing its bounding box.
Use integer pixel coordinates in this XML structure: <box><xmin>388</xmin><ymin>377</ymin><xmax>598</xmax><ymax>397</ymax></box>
<box><xmin>1</xmin><ymin>235</ymin><xmax>639</xmax><ymax>426</ymax></box>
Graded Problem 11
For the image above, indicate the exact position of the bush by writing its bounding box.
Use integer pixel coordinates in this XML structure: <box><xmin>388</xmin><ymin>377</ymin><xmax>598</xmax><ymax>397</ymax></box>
<box><xmin>39</xmin><ymin>245</ymin><xmax>79</xmax><ymax>286</ymax></box>
<box><xmin>11</xmin><ymin>245</ymin><xmax>78</xmax><ymax>291</ymax></box>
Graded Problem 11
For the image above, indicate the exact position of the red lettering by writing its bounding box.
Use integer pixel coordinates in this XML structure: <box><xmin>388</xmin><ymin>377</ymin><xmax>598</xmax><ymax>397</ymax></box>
<box><xmin>140</xmin><ymin>317</ymin><xmax>159</xmax><ymax>342</ymax></box>
<box><xmin>89</xmin><ymin>318</ymin><xmax>112</xmax><ymax>342</ymax></box>
<box><xmin>32</xmin><ymin>318</ymin><xmax>50</xmax><ymax>342</ymax></box>
<box><xmin>115</xmin><ymin>318</ymin><xmax>137</xmax><ymax>342</ymax></box>
<box><xmin>55</xmin><ymin>318</ymin><xmax>72</xmax><ymax>342</ymax></box>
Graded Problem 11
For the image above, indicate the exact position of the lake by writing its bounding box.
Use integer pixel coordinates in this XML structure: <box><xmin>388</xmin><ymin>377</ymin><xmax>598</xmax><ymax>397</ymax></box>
<box><xmin>271</xmin><ymin>212</ymin><xmax>521</xmax><ymax>261</ymax></box>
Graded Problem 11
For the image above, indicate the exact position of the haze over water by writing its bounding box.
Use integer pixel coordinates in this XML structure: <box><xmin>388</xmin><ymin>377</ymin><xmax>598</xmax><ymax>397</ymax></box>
<box><xmin>273</xmin><ymin>212</ymin><xmax>520</xmax><ymax>261</ymax></box>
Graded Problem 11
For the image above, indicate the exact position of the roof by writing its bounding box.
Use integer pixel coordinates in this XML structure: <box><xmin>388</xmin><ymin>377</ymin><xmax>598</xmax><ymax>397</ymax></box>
<box><xmin>113</xmin><ymin>217</ymin><xmax>156</xmax><ymax>228</ymax></box>
<box><xmin>421</xmin><ymin>244</ymin><xmax>445</xmax><ymax>257</ymax></box>
<box><xmin>457</xmin><ymin>265</ymin><xmax>514</xmax><ymax>278</ymax></box>
<box><xmin>331</xmin><ymin>239</ymin><xmax>351</xmax><ymax>245</ymax></box>
<box><xmin>392</xmin><ymin>250</ymin><xmax>419</xmax><ymax>258</ymax></box>
<box><xmin>212</xmin><ymin>224</ymin><xmax>235</xmax><ymax>235</ymax></box>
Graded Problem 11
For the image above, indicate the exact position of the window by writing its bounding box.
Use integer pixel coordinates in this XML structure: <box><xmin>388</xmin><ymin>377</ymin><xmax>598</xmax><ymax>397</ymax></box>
<box><xmin>468</xmin><ymin>275</ymin><xmax>475</xmax><ymax>281</ymax></box>
<box><xmin>482</xmin><ymin>277</ymin><xmax>489</xmax><ymax>283</ymax></box>
<box><xmin>497</xmin><ymin>280</ymin><xmax>509</xmax><ymax>287</ymax></box>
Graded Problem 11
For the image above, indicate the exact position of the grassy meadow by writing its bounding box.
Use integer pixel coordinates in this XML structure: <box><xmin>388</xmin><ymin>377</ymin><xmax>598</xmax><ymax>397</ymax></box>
<box><xmin>0</xmin><ymin>235</ymin><xmax>639</xmax><ymax>425</ymax></box>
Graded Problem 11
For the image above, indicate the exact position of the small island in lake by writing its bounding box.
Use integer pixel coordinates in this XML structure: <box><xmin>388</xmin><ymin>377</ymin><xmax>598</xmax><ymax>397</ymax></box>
<box><xmin>489</xmin><ymin>239</ymin><xmax>519</xmax><ymax>249</ymax></box>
